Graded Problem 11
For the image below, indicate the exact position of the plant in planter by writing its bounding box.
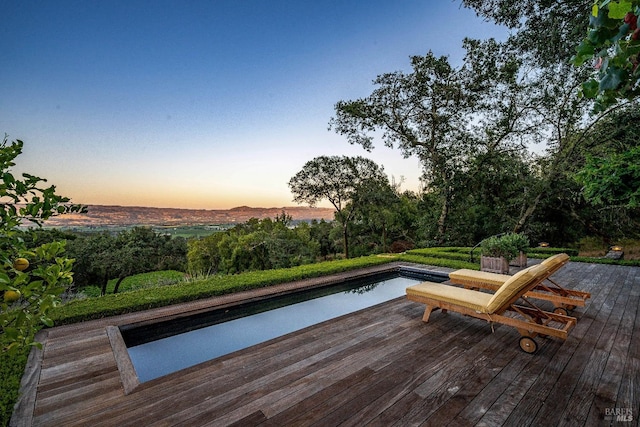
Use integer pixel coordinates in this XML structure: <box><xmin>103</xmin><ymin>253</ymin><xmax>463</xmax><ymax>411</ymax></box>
<box><xmin>480</xmin><ymin>236</ymin><xmax>512</xmax><ymax>274</ymax></box>
<box><xmin>502</xmin><ymin>233</ymin><xmax>530</xmax><ymax>267</ymax></box>
<box><xmin>480</xmin><ymin>233</ymin><xmax>529</xmax><ymax>273</ymax></box>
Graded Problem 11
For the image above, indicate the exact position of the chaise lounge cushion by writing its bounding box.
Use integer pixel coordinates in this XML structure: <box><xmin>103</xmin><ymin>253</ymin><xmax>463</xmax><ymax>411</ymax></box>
<box><xmin>406</xmin><ymin>264</ymin><xmax>549</xmax><ymax>315</ymax></box>
<box><xmin>484</xmin><ymin>264</ymin><xmax>548</xmax><ymax>313</ymax></box>
<box><xmin>540</xmin><ymin>252</ymin><xmax>570</xmax><ymax>270</ymax></box>
<box><xmin>449</xmin><ymin>253</ymin><xmax>570</xmax><ymax>290</ymax></box>
<box><xmin>449</xmin><ymin>269</ymin><xmax>507</xmax><ymax>289</ymax></box>
<box><xmin>406</xmin><ymin>282</ymin><xmax>493</xmax><ymax>312</ymax></box>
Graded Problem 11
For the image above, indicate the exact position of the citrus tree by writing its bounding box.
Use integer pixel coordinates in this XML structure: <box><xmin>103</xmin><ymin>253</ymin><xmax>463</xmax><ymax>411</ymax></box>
<box><xmin>0</xmin><ymin>137</ymin><xmax>84</xmax><ymax>353</ymax></box>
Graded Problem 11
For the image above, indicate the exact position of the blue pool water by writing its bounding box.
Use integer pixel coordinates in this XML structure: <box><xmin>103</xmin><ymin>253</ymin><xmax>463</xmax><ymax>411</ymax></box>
<box><xmin>124</xmin><ymin>269</ymin><xmax>443</xmax><ymax>382</ymax></box>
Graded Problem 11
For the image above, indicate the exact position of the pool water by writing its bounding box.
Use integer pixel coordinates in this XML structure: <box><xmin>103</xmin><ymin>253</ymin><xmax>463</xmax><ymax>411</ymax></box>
<box><xmin>123</xmin><ymin>270</ymin><xmax>443</xmax><ymax>382</ymax></box>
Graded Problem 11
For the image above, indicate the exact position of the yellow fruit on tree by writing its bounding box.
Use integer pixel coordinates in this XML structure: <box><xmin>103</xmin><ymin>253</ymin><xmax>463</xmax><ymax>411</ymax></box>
<box><xmin>13</xmin><ymin>258</ymin><xmax>29</xmax><ymax>271</ymax></box>
<box><xmin>4</xmin><ymin>290</ymin><xmax>21</xmax><ymax>303</ymax></box>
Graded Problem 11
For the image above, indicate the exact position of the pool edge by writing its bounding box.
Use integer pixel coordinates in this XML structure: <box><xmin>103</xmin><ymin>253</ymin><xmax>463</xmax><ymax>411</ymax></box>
<box><xmin>107</xmin><ymin>325</ymin><xmax>141</xmax><ymax>395</ymax></box>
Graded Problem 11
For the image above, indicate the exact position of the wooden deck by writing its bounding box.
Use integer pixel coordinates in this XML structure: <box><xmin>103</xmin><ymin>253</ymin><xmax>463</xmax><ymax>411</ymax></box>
<box><xmin>10</xmin><ymin>261</ymin><xmax>640</xmax><ymax>426</ymax></box>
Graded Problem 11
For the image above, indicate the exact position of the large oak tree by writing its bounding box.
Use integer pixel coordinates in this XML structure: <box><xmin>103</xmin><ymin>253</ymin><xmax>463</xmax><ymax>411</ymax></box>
<box><xmin>288</xmin><ymin>155</ymin><xmax>388</xmax><ymax>258</ymax></box>
<box><xmin>463</xmin><ymin>0</ymin><xmax>639</xmax><ymax>237</ymax></box>
<box><xmin>329</xmin><ymin>39</ymin><xmax>530</xmax><ymax>241</ymax></box>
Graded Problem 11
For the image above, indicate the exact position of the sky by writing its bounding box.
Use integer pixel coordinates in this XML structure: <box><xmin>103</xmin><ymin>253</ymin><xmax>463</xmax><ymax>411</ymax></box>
<box><xmin>1</xmin><ymin>1</ymin><xmax>509</xmax><ymax>210</ymax></box>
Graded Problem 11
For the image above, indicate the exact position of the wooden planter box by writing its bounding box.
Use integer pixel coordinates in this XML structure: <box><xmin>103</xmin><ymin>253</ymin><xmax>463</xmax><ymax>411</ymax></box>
<box><xmin>509</xmin><ymin>251</ymin><xmax>528</xmax><ymax>268</ymax></box>
<box><xmin>480</xmin><ymin>256</ymin><xmax>510</xmax><ymax>274</ymax></box>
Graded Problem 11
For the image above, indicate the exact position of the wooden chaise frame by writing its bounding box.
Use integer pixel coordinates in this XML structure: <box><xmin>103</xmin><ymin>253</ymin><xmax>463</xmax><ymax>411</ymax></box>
<box><xmin>406</xmin><ymin>264</ymin><xmax>577</xmax><ymax>353</ymax></box>
<box><xmin>448</xmin><ymin>253</ymin><xmax>590</xmax><ymax>315</ymax></box>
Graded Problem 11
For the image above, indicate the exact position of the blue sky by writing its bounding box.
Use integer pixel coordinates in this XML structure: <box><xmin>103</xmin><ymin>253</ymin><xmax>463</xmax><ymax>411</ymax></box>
<box><xmin>1</xmin><ymin>1</ymin><xmax>508</xmax><ymax>209</ymax></box>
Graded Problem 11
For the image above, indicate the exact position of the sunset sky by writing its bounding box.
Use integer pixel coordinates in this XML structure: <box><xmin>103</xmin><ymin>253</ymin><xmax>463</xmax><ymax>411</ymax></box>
<box><xmin>1</xmin><ymin>1</ymin><xmax>508</xmax><ymax>210</ymax></box>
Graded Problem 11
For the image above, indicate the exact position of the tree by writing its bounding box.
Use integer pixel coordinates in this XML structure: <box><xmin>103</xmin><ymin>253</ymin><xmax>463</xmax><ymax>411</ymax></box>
<box><xmin>65</xmin><ymin>231</ymin><xmax>114</xmax><ymax>292</ymax></box>
<box><xmin>187</xmin><ymin>215</ymin><xmax>319</xmax><ymax>275</ymax></box>
<box><xmin>462</xmin><ymin>0</ymin><xmax>591</xmax><ymax>65</ymax></box>
<box><xmin>309</xmin><ymin>219</ymin><xmax>338</xmax><ymax>259</ymax></box>
<box><xmin>288</xmin><ymin>156</ymin><xmax>388</xmax><ymax>258</ymax></box>
<box><xmin>461</xmin><ymin>2</ymin><xmax>639</xmax><ymax>236</ymax></box>
<box><xmin>573</xmin><ymin>1</ymin><xmax>640</xmax><ymax>111</ymax></box>
<box><xmin>187</xmin><ymin>232</ymin><xmax>225</xmax><ymax>275</ymax></box>
<box><xmin>388</xmin><ymin>190</ymin><xmax>422</xmax><ymax>249</ymax></box>
<box><xmin>577</xmin><ymin>145</ymin><xmax>640</xmax><ymax>209</ymax></box>
<box><xmin>449</xmin><ymin>149</ymin><xmax>539</xmax><ymax>244</ymax></box>
<box><xmin>329</xmin><ymin>53</ymin><xmax>470</xmax><ymax>243</ymax></box>
<box><xmin>66</xmin><ymin>227</ymin><xmax>187</xmax><ymax>295</ymax></box>
<box><xmin>346</xmin><ymin>177</ymin><xmax>422</xmax><ymax>254</ymax></box>
<box><xmin>330</xmin><ymin>42</ymin><xmax>529</xmax><ymax>242</ymax></box>
<box><xmin>572</xmin><ymin>103</ymin><xmax>640</xmax><ymax>226</ymax></box>
<box><xmin>0</xmin><ymin>137</ymin><xmax>84</xmax><ymax>352</ymax></box>
<box><xmin>350</xmin><ymin>179</ymin><xmax>398</xmax><ymax>253</ymax></box>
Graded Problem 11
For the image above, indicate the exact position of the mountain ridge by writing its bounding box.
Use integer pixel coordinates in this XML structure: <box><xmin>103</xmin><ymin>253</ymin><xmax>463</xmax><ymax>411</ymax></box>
<box><xmin>43</xmin><ymin>204</ymin><xmax>335</xmax><ymax>228</ymax></box>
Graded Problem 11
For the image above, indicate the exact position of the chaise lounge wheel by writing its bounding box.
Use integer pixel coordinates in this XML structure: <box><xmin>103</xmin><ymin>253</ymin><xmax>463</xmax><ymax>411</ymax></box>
<box><xmin>519</xmin><ymin>336</ymin><xmax>538</xmax><ymax>354</ymax></box>
<box><xmin>553</xmin><ymin>307</ymin><xmax>568</xmax><ymax>316</ymax></box>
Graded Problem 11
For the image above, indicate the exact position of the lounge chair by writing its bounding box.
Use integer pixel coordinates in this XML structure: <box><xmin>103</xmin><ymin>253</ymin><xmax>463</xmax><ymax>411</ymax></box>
<box><xmin>448</xmin><ymin>253</ymin><xmax>590</xmax><ymax>314</ymax></box>
<box><xmin>406</xmin><ymin>263</ymin><xmax>577</xmax><ymax>353</ymax></box>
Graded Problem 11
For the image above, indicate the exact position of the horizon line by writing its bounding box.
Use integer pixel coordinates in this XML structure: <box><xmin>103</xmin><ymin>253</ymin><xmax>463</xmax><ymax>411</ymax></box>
<box><xmin>74</xmin><ymin>203</ymin><xmax>335</xmax><ymax>212</ymax></box>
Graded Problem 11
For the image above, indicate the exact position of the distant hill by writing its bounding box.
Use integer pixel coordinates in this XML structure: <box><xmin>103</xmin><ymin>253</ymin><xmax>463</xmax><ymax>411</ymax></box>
<box><xmin>43</xmin><ymin>205</ymin><xmax>335</xmax><ymax>228</ymax></box>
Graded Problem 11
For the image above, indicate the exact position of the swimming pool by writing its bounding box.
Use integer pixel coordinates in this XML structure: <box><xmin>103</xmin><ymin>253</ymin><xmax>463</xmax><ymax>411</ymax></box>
<box><xmin>120</xmin><ymin>267</ymin><xmax>446</xmax><ymax>383</ymax></box>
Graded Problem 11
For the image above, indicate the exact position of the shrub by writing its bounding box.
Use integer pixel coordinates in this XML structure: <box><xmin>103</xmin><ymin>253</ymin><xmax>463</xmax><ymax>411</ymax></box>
<box><xmin>389</xmin><ymin>240</ymin><xmax>414</xmax><ymax>253</ymax></box>
<box><xmin>0</xmin><ymin>344</ymin><xmax>29</xmax><ymax>426</ymax></box>
<box><xmin>529</xmin><ymin>247</ymin><xmax>579</xmax><ymax>257</ymax></box>
<box><xmin>50</xmin><ymin>255</ymin><xmax>398</xmax><ymax>324</ymax></box>
<box><xmin>480</xmin><ymin>233</ymin><xmax>529</xmax><ymax>261</ymax></box>
<box><xmin>405</xmin><ymin>247</ymin><xmax>473</xmax><ymax>263</ymax></box>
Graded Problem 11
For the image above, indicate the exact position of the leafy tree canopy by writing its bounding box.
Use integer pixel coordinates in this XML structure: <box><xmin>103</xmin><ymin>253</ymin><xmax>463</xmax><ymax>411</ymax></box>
<box><xmin>0</xmin><ymin>137</ymin><xmax>84</xmax><ymax>352</ymax></box>
<box><xmin>329</xmin><ymin>39</ymin><xmax>554</xmax><ymax>239</ymax></box>
<box><xmin>572</xmin><ymin>101</ymin><xmax>640</xmax><ymax>232</ymax></box>
<box><xmin>572</xmin><ymin>0</ymin><xmax>640</xmax><ymax>110</ymax></box>
<box><xmin>462</xmin><ymin>0</ymin><xmax>591</xmax><ymax>64</ymax></box>
<box><xmin>66</xmin><ymin>227</ymin><xmax>187</xmax><ymax>295</ymax></box>
<box><xmin>577</xmin><ymin>145</ymin><xmax>640</xmax><ymax>208</ymax></box>
<box><xmin>187</xmin><ymin>214</ymin><xmax>324</xmax><ymax>275</ymax></box>
<box><xmin>288</xmin><ymin>156</ymin><xmax>388</xmax><ymax>211</ymax></box>
<box><xmin>288</xmin><ymin>155</ymin><xmax>388</xmax><ymax>258</ymax></box>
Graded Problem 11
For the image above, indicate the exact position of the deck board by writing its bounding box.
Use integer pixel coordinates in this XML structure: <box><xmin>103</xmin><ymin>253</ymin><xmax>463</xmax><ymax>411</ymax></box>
<box><xmin>9</xmin><ymin>261</ymin><xmax>640</xmax><ymax>426</ymax></box>
<box><xmin>528</xmin><ymin>266</ymin><xmax>627</xmax><ymax>426</ymax></box>
<box><xmin>501</xmin><ymin>264</ymin><xmax>621</xmax><ymax>427</ymax></box>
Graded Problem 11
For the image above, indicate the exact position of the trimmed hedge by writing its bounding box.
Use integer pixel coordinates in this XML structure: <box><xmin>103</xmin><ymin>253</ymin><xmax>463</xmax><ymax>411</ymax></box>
<box><xmin>0</xmin><ymin>345</ymin><xmax>30</xmax><ymax>427</ymax></box>
<box><xmin>569</xmin><ymin>256</ymin><xmax>640</xmax><ymax>266</ymax></box>
<box><xmin>397</xmin><ymin>253</ymin><xmax>478</xmax><ymax>270</ymax></box>
<box><xmin>50</xmin><ymin>250</ymin><xmax>485</xmax><ymax>326</ymax></box>
<box><xmin>528</xmin><ymin>247</ymin><xmax>579</xmax><ymax>257</ymax></box>
<box><xmin>405</xmin><ymin>247</ymin><xmax>474</xmax><ymax>263</ymax></box>
<box><xmin>6</xmin><ymin>246</ymin><xmax>638</xmax><ymax>426</ymax></box>
<box><xmin>50</xmin><ymin>255</ymin><xmax>398</xmax><ymax>325</ymax></box>
<box><xmin>50</xmin><ymin>247</ymin><xmax>640</xmax><ymax>326</ymax></box>
<box><xmin>51</xmin><ymin>251</ymin><xmax>484</xmax><ymax>325</ymax></box>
